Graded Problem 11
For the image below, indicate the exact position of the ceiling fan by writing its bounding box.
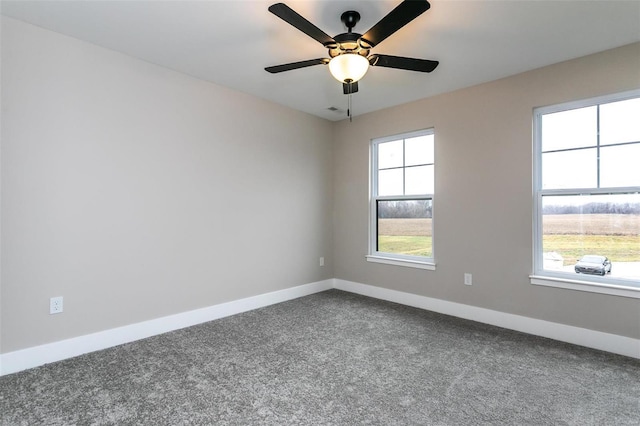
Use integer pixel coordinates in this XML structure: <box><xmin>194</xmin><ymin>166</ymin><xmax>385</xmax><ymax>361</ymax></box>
<box><xmin>265</xmin><ymin>0</ymin><xmax>439</xmax><ymax>96</ymax></box>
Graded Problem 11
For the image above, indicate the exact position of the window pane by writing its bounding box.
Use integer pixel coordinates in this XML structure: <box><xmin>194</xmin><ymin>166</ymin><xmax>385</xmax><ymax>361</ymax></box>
<box><xmin>372</xmin><ymin>129</ymin><xmax>435</xmax><ymax>262</ymax></box>
<box><xmin>405</xmin><ymin>134</ymin><xmax>434</xmax><ymax>166</ymax></box>
<box><xmin>541</xmin><ymin>193</ymin><xmax>640</xmax><ymax>281</ymax></box>
<box><xmin>600</xmin><ymin>98</ymin><xmax>640</xmax><ymax>146</ymax></box>
<box><xmin>541</xmin><ymin>106</ymin><xmax>597</xmax><ymax>152</ymax></box>
<box><xmin>405</xmin><ymin>165</ymin><xmax>434</xmax><ymax>195</ymax></box>
<box><xmin>600</xmin><ymin>144</ymin><xmax>640</xmax><ymax>187</ymax></box>
<box><xmin>378</xmin><ymin>168</ymin><xmax>403</xmax><ymax>196</ymax></box>
<box><xmin>378</xmin><ymin>140</ymin><xmax>403</xmax><ymax>169</ymax></box>
<box><xmin>377</xmin><ymin>200</ymin><xmax>432</xmax><ymax>257</ymax></box>
<box><xmin>542</xmin><ymin>148</ymin><xmax>597</xmax><ymax>189</ymax></box>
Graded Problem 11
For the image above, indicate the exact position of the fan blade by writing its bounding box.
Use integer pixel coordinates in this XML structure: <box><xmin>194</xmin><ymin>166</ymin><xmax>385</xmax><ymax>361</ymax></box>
<box><xmin>369</xmin><ymin>54</ymin><xmax>438</xmax><ymax>73</ymax></box>
<box><xmin>360</xmin><ymin>0</ymin><xmax>431</xmax><ymax>48</ymax></box>
<box><xmin>265</xmin><ymin>58</ymin><xmax>329</xmax><ymax>73</ymax></box>
<box><xmin>268</xmin><ymin>3</ymin><xmax>337</xmax><ymax>47</ymax></box>
<box><xmin>343</xmin><ymin>81</ymin><xmax>359</xmax><ymax>94</ymax></box>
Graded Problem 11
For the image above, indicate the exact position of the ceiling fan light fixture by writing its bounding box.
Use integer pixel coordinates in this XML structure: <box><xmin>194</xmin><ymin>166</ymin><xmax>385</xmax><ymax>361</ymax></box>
<box><xmin>328</xmin><ymin>53</ymin><xmax>369</xmax><ymax>83</ymax></box>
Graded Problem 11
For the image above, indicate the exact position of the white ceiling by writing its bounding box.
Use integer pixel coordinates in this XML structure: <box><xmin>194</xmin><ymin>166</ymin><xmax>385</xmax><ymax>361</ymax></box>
<box><xmin>2</xmin><ymin>0</ymin><xmax>639</xmax><ymax>121</ymax></box>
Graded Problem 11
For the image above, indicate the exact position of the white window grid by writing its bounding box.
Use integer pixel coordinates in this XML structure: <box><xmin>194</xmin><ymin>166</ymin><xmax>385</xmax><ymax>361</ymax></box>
<box><xmin>370</xmin><ymin>128</ymin><xmax>435</xmax><ymax>264</ymax></box>
<box><xmin>532</xmin><ymin>89</ymin><xmax>640</xmax><ymax>288</ymax></box>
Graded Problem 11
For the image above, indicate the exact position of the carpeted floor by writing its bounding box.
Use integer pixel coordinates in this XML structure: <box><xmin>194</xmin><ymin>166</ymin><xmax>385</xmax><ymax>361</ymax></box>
<box><xmin>1</xmin><ymin>289</ymin><xmax>639</xmax><ymax>425</ymax></box>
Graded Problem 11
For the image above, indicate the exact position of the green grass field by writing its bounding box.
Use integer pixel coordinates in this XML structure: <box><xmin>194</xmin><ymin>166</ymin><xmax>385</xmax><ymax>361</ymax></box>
<box><xmin>543</xmin><ymin>235</ymin><xmax>640</xmax><ymax>264</ymax></box>
<box><xmin>542</xmin><ymin>214</ymin><xmax>639</xmax><ymax>265</ymax></box>
<box><xmin>378</xmin><ymin>236</ymin><xmax>432</xmax><ymax>257</ymax></box>
<box><xmin>377</xmin><ymin>218</ymin><xmax>432</xmax><ymax>256</ymax></box>
<box><xmin>377</xmin><ymin>215</ymin><xmax>639</xmax><ymax>262</ymax></box>
<box><xmin>379</xmin><ymin>234</ymin><xmax>639</xmax><ymax>263</ymax></box>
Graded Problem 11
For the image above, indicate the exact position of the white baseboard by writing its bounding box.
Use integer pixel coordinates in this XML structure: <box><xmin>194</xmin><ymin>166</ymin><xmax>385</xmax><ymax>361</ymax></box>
<box><xmin>2</xmin><ymin>277</ymin><xmax>637</xmax><ymax>376</ymax></box>
<box><xmin>0</xmin><ymin>279</ymin><xmax>333</xmax><ymax>376</ymax></box>
<box><xmin>334</xmin><ymin>279</ymin><xmax>640</xmax><ymax>359</ymax></box>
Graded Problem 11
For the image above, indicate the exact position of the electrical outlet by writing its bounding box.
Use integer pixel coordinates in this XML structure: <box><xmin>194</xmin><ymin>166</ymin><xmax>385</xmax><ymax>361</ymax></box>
<box><xmin>464</xmin><ymin>273</ymin><xmax>473</xmax><ymax>286</ymax></box>
<box><xmin>50</xmin><ymin>296</ymin><xmax>63</xmax><ymax>314</ymax></box>
<box><xmin>319</xmin><ymin>257</ymin><xmax>325</xmax><ymax>266</ymax></box>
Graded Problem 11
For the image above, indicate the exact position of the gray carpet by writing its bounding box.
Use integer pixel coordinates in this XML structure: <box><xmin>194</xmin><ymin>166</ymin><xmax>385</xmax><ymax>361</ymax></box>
<box><xmin>1</xmin><ymin>290</ymin><xmax>639</xmax><ymax>425</ymax></box>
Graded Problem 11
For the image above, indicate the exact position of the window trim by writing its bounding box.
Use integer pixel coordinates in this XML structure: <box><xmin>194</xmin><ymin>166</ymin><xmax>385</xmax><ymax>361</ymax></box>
<box><xmin>369</xmin><ymin>128</ymin><xmax>436</xmax><ymax>269</ymax></box>
<box><xmin>531</xmin><ymin>89</ymin><xmax>640</xmax><ymax>297</ymax></box>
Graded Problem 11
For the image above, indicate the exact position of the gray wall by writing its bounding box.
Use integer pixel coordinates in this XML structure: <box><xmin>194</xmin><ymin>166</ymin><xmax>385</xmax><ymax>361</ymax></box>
<box><xmin>1</xmin><ymin>17</ymin><xmax>334</xmax><ymax>352</ymax></box>
<box><xmin>1</xmin><ymin>16</ymin><xmax>638</xmax><ymax>356</ymax></box>
<box><xmin>333</xmin><ymin>42</ymin><xmax>640</xmax><ymax>339</ymax></box>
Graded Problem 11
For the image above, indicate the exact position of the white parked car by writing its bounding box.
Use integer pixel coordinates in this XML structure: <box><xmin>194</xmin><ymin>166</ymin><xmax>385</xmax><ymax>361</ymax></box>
<box><xmin>574</xmin><ymin>255</ymin><xmax>612</xmax><ymax>276</ymax></box>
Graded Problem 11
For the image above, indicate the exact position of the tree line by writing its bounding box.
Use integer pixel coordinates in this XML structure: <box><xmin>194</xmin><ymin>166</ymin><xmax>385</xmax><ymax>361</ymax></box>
<box><xmin>542</xmin><ymin>202</ymin><xmax>640</xmax><ymax>215</ymax></box>
<box><xmin>379</xmin><ymin>200</ymin><xmax>639</xmax><ymax>218</ymax></box>
<box><xmin>378</xmin><ymin>200</ymin><xmax>432</xmax><ymax>218</ymax></box>
<box><xmin>380</xmin><ymin>200</ymin><xmax>640</xmax><ymax>218</ymax></box>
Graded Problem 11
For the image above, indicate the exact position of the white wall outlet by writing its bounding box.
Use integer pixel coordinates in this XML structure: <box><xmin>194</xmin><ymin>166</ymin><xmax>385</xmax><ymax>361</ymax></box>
<box><xmin>319</xmin><ymin>257</ymin><xmax>325</xmax><ymax>266</ymax></box>
<box><xmin>464</xmin><ymin>273</ymin><xmax>473</xmax><ymax>286</ymax></box>
<box><xmin>50</xmin><ymin>296</ymin><xmax>63</xmax><ymax>314</ymax></box>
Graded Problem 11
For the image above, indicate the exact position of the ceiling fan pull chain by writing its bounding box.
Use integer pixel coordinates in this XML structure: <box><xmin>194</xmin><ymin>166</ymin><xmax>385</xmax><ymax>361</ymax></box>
<box><xmin>348</xmin><ymin>92</ymin><xmax>353</xmax><ymax>122</ymax></box>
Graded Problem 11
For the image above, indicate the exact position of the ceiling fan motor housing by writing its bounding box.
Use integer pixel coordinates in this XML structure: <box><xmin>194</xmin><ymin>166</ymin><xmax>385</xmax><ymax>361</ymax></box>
<box><xmin>327</xmin><ymin>11</ymin><xmax>370</xmax><ymax>58</ymax></box>
<box><xmin>329</xmin><ymin>32</ymin><xmax>369</xmax><ymax>58</ymax></box>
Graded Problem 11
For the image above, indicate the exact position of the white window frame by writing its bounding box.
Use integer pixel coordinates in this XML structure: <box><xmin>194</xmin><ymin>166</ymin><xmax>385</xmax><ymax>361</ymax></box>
<box><xmin>531</xmin><ymin>89</ymin><xmax>640</xmax><ymax>298</ymax></box>
<box><xmin>367</xmin><ymin>128</ymin><xmax>436</xmax><ymax>270</ymax></box>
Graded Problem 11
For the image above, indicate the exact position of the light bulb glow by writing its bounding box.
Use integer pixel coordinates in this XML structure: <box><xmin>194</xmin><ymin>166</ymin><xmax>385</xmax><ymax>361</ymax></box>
<box><xmin>328</xmin><ymin>54</ymin><xmax>369</xmax><ymax>83</ymax></box>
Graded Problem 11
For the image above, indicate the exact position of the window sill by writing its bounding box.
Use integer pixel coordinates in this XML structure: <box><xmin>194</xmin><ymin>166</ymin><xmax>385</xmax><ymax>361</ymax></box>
<box><xmin>530</xmin><ymin>275</ymin><xmax>640</xmax><ymax>299</ymax></box>
<box><xmin>366</xmin><ymin>255</ymin><xmax>436</xmax><ymax>271</ymax></box>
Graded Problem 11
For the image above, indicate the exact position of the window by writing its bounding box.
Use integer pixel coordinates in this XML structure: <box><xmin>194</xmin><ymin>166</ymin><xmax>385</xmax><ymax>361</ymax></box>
<box><xmin>368</xmin><ymin>129</ymin><xmax>435</xmax><ymax>269</ymax></box>
<box><xmin>532</xmin><ymin>90</ymin><xmax>640</xmax><ymax>297</ymax></box>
